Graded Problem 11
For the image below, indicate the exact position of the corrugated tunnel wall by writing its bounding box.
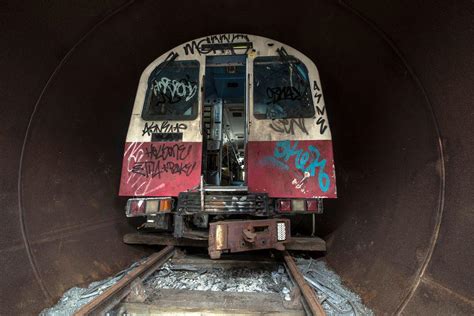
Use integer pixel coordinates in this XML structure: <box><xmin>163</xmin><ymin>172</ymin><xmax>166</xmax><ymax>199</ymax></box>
<box><xmin>1</xmin><ymin>1</ymin><xmax>473</xmax><ymax>314</ymax></box>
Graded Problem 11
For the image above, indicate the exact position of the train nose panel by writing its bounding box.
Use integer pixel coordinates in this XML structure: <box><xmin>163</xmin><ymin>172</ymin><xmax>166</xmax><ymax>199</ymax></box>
<box><xmin>247</xmin><ymin>140</ymin><xmax>337</xmax><ymax>198</ymax></box>
<box><xmin>119</xmin><ymin>141</ymin><xmax>202</xmax><ymax>196</ymax></box>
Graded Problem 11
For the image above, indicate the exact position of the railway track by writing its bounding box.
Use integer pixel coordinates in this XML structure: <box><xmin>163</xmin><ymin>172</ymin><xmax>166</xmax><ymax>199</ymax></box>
<box><xmin>73</xmin><ymin>246</ymin><xmax>326</xmax><ymax>316</ymax></box>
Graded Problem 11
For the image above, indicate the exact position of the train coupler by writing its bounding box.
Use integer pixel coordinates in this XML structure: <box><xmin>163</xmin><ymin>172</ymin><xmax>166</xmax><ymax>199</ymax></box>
<box><xmin>208</xmin><ymin>218</ymin><xmax>291</xmax><ymax>259</ymax></box>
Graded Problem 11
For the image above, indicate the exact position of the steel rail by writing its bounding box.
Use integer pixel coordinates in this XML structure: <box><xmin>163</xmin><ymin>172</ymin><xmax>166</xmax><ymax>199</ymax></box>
<box><xmin>72</xmin><ymin>245</ymin><xmax>325</xmax><ymax>315</ymax></box>
<box><xmin>74</xmin><ymin>245</ymin><xmax>174</xmax><ymax>316</ymax></box>
<box><xmin>283</xmin><ymin>250</ymin><xmax>326</xmax><ymax>316</ymax></box>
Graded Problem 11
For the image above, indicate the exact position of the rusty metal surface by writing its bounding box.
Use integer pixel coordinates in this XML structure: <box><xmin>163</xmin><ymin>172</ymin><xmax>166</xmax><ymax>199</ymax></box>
<box><xmin>124</xmin><ymin>232</ymin><xmax>326</xmax><ymax>251</ymax></box>
<box><xmin>41</xmin><ymin>258</ymin><xmax>146</xmax><ymax>315</ymax></box>
<box><xmin>208</xmin><ymin>219</ymin><xmax>290</xmax><ymax>259</ymax></box>
<box><xmin>247</xmin><ymin>140</ymin><xmax>337</xmax><ymax>198</ymax></box>
<box><xmin>283</xmin><ymin>251</ymin><xmax>327</xmax><ymax>316</ymax></box>
<box><xmin>74</xmin><ymin>246</ymin><xmax>174</xmax><ymax>316</ymax></box>
<box><xmin>0</xmin><ymin>0</ymin><xmax>473</xmax><ymax>315</ymax></box>
<box><xmin>295</xmin><ymin>257</ymin><xmax>374</xmax><ymax>316</ymax></box>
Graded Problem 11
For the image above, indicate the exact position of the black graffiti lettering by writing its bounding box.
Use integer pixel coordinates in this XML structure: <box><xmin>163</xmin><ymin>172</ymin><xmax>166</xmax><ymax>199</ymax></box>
<box><xmin>131</xmin><ymin>161</ymin><xmax>163</xmax><ymax>179</ymax></box>
<box><xmin>269</xmin><ymin>118</ymin><xmax>308</xmax><ymax>135</ymax></box>
<box><xmin>183</xmin><ymin>33</ymin><xmax>251</xmax><ymax>56</ymax></box>
<box><xmin>313</xmin><ymin>80</ymin><xmax>320</xmax><ymax>91</ymax></box>
<box><xmin>131</xmin><ymin>162</ymin><xmax>146</xmax><ymax>176</ymax></box>
<box><xmin>207</xmin><ymin>33</ymin><xmax>249</xmax><ymax>44</ymax></box>
<box><xmin>266</xmin><ymin>86</ymin><xmax>303</xmax><ymax>104</ymax></box>
<box><xmin>142</xmin><ymin>121</ymin><xmax>187</xmax><ymax>136</ymax></box>
<box><xmin>313</xmin><ymin>80</ymin><xmax>327</xmax><ymax>134</ymax></box>
<box><xmin>131</xmin><ymin>160</ymin><xmax>197</xmax><ymax>179</ymax></box>
<box><xmin>145</xmin><ymin>161</ymin><xmax>161</xmax><ymax>178</ymax></box>
<box><xmin>162</xmin><ymin>161</ymin><xmax>197</xmax><ymax>177</ymax></box>
<box><xmin>316</xmin><ymin>105</ymin><xmax>325</xmax><ymax>116</ymax></box>
<box><xmin>144</xmin><ymin>143</ymin><xmax>192</xmax><ymax>161</ymax></box>
<box><xmin>269</xmin><ymin>121</ymin><xmax>284</xmax><ymax>133</ymax></box>
<box><xmin>316</xmin><ymin>117</ymin><xmax>328</xmax><ymax>134</ymax></box>
<box><xmin>314</xmin><ymin>92</ymin><xmax>322</xmax><ymax>104</ymax></box>
<box><xmin>183</xmin><ymin>39</ymin><xmax>206</xmax><ymax>55</ymax></box>
<box><xmin>292</xmin><ymin>118</ymin><xmax>307</xmax><ymax>134</ymax></box>
<box><xmin>131</xmin><ymin>143</ymin><xmax>197</xmax><ymax>179</ymax></box>
<box><xmin>312</xmin><ymin>80</ymin><xmax>322</xmax><ymax>104</ymax></box>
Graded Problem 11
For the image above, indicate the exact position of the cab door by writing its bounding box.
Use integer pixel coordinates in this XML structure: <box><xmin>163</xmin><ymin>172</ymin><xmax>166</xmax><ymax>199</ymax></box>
<box><xmin>247</xmin><ymin>55</ymin><xmax>337</xmax><ymax>198</ymax></box>
<box><xmin>119</xmin><ymin>55</ymin><xmax>205</xmax><ymax>197</ymax></box>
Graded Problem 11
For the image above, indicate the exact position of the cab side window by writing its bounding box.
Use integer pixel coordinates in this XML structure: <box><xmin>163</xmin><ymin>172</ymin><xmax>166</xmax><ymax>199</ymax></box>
<box><xmin>142</xmin><ymin>60</ymin><xmax>200</xmax><ymax>120</ymax></box>
<box><xmin>253</xmin><ymin>56</ymin><xmax>314</xmax><ymax>119</ymax></box>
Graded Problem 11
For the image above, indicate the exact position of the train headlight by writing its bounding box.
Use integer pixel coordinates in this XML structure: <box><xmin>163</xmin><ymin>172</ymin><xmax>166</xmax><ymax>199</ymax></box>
<box><xmin>291</xmin><ymin>199</ymin><xmax>305</xmax><ymax>212</ymax></box>
<box><xmin>278</xmin><ymin>200</ymin><xmax>292</xmax><ymax>212</ymax></box>
<box><xmin>145</xmin><ymin>200</ymin><xmax>159</xmax><ymax>214</ymax></box>
<box><xmin>159</xmin><ymin>199</ymin><xmax>173</xmax><ymax>212</ymax></box>
<box><xmin>126</xmin><ymin>198</ymin><xmax>173</xmax><ymax>217</ymax></box>
<box><xmin>126</xmin><ymin>199</ymin><xmax>146</xmax><ymax>217</ymax></box>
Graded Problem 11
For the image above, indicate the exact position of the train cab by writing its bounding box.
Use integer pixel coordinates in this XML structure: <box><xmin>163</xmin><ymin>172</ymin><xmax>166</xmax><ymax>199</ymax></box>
<box><xmin>119</xmin><ymin>34</ymin><xmax>336</xmax><ymax>258</ymax></box>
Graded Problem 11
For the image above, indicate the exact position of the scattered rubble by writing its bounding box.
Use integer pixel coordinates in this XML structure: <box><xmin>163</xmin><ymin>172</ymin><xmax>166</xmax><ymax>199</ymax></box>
<box><xmin>295</xmin><ymin>257</ymin><xmax>374</xmax><ymax>316</ymax></box>
<box><xmin>40</xmin><ymin>260</ymin><xmax>144</xmax><ymax>316</ymax></box>
<box><xmin>40</xmin><ymin>255</ymin><xmax>373</xmax><ymax>316</ymax></box>
<box><xmin>144</xmin><ymin>262</ymin><xmax>293</xmax><ymax>301</ymax></box>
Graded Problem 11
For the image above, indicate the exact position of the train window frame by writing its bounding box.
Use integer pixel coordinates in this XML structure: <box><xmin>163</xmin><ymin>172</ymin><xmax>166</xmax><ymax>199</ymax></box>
<box><xmin>142</xmin><ymin>59</ymin><xmax>200</xmax><ymax>121</ymax></box>
<box><xmin>253</xmin><ymin>56</ymin><xmax>315</xmax><ymax>120</ymax></box>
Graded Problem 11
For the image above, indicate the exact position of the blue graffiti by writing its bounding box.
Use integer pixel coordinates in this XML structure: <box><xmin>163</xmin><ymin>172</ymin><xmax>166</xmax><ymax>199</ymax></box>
<box><xmin>273</xmin><ymin>140</ymin><xmax>330</xmax><ymax>192</ymax></box>
<box><xmin>261</xmin><ymin>156</ymin><xmax>289</xmax><ymax>171</ymax></box>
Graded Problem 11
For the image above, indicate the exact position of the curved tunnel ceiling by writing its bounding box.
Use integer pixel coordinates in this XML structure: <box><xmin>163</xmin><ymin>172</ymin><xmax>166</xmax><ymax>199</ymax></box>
<box><xmin>0</xmin><ymin>1</ymin><xmax>472</xmax><ymax>314</ymax></box>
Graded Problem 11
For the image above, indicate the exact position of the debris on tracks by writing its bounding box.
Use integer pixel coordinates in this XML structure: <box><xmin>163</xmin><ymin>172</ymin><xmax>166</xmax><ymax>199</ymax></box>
<box><xmin>144</xmin><ymin>262</ymin><xmax>293</xmax><ymax>301</ymax></box>
<box><xmin>40</xmin><ymin>254</ymin><xmax>373</xmax><ymax>316</ymax></box>
<box><xmin>40</xmin><ymin>260</ymin><xmax>144</xmax><ymax>316</ymax></box>
<box><xmin>295</xmin><ymin>257</ymin><xmax>374</xmax><ymax>316</ymax></box>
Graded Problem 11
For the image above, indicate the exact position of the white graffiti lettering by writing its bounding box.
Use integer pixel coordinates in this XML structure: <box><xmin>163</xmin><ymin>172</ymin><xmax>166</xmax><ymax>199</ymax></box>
<box><xmin>152</xmin><ymin>77</ymin><xmax>197</xmax><ymax>102</ymax></box>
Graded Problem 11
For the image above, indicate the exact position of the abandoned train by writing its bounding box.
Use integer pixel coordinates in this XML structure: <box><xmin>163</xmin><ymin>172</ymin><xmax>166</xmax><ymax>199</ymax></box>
<box><xmin>119</xmin><ymin>34</ymin><xmax>337</xmax><ymax>258</ymax></box>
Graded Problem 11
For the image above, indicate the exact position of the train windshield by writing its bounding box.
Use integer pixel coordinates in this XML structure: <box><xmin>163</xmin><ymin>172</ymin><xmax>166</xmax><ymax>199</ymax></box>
<box><xmin>142</xmin><ymin>60</ymin><xmax>200</xmax><ymax>120</ymax></box>
<box><xmin>253</xmin><ymin>56</ymin><xmax>314</xmax><ymax>119</ymax></box>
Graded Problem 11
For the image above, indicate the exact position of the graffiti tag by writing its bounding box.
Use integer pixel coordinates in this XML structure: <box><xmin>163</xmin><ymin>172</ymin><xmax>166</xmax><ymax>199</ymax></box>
<box><xmin>266</xmin><ymin>86</ymin><xmax>303</xmax><ymax>104</ymax></box>
<box><xmin>131</xmin><ymin>160</ymin><xmax>196</xmax><ymax>179</ymax></box>
<box><xmin>124</xmin><ymin>142</ymin><xmax>164</xmax><ymax>196</ymax></box>
<box><xmin>152</xmin><ymin>76</ymin><xmax>197</xmax><ymax>104</ymax></box>
<box><xmin>183</xmin><ymin>34</ymin><xmax>251</xmax><ymax>55</ymax></box>
<box><xmin>269</xmin><ymin>118</ymin><xmax>308</xmax><ymax>135</ymax></box>
<box><xmin>273</xmin><ymin>140</ymin><xmax>330</xmax><ymax>192</ymax></box>
<box><xmin>142</xmin><ymin>121</ymin><xmax>187</xmax><ymax>136</ymax></box>
<box><xmin>313</xmin><ymin>80</ymin><xmax>328</xmax><ymax>135</ymax></box>
<box><xmin>143</xmin><ymin>143</ymin><xmax>191</xmax><ymax>161</ymax></box>
<box><xmin>292</xmin><ymin>171</ymin><xmax>311</xmax><ymax>193</ymax></box>
<box><xmin>130</xmin><ymin>143</ymin><xmax>197</xmax><ymax>179</ymax></box>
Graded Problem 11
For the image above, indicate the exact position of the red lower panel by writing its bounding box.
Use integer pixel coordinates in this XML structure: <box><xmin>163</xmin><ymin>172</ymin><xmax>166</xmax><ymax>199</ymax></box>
<box><xmin>119</xmin><ymin>142</ymin><xmax>202</xmax><ymax>197</ymax></box>
<box><xmin>247</xmin><ymin>140</ymin><xmax>337</xmax><ymax>198</ymax></box>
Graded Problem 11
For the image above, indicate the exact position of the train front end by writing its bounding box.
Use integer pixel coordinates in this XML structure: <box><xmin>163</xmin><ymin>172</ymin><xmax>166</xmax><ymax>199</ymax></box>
<box><xmin>119</xmin><ymin>34</ymin><xmax>336</xmax><ymax>258</ymax></box>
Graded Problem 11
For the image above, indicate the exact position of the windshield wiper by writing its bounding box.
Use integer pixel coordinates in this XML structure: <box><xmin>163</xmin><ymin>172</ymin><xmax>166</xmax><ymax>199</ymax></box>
<box><xmin>276</xmin><ymin>46</ymin><xmax>307</xmax><ymax>83</ymax></box>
